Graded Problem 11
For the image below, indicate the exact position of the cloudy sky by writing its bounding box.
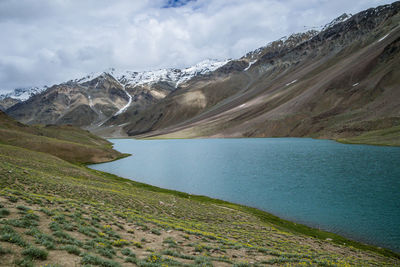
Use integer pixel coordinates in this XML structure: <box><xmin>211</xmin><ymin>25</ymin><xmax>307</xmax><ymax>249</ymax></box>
<box><xmin>0</xmin><ymin>0</ymin><xmax>395</xmax><ymax>92</ymax></box>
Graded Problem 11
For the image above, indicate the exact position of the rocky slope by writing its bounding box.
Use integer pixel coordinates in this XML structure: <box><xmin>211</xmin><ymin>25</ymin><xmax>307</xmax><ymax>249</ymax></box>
<box><xmin>4</xmin><ymin>2</ymin><xmax>400</xmax><ymax>142</ymax></box>
<box><xmin>0</xmin><ymin>97</ymin><xmax>20</xmax><ymax>111</ymax></box>
<box><xmin>5</xmin><ymin>60</ymin><xmax>227</xmax><ymax>130</ymax></box>
<box><xmin>118</xmin><ymin>2</ymin><xmax>400</xmax><ymax>140</ymax></box>
<box><xmin>0</xmin><ymin>87</ymin><xmax>46</xmax><ymax>110</ymax></box>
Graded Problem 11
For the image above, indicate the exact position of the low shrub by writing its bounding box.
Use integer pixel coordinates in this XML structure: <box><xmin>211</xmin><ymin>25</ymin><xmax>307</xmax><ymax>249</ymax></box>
<box><xmin>14</xmin><ymin>258</ymin><xmax>34</xmax><ymax>267</ymax></box>
<box><xmin>112</xmin><ymin>239</ymin><xmax>129</xmax><ymax>247</ymax></box>
<box><xmin>39</xmin><ymin>208</ymin><xmax>54</xmax><ymax>216</ymax></box>
<box><xmin>125</xmin><ymin>256</ymin><xmax>137</xmax><ymax>264</ymax></box>
<box><xmin>16</xmin><ymin>205</ymin><xmax>30</xmax><ymax>212</ymax></box>
<box><xmin>97</xmin><ymin>246</ymin><xmax>116</xmax><ymax>259</ymax></box>
<box><xmin>0</xmin><ymin>225</ymin><xmax>27</xmax><ymax>246</ymax></box>
<box><xmin>121</xmin><ymin>248</ymin><xmax>136</xmax><ymax>257</ymax></box>
<box><xmin>62</xmin><ymin>245</ymin><xmax>81</xmax><ymax>255</ymax></box>
<box><xmin>22</xmin><ymin>246</ymin><xmax>48</xmax><ymax>260</ymax></box>
<box><xmin>81</xmin><ymin>253</ymin><xmax>121</xmax><ymax>267</ymax></box>
<box><xmin>150</xmin><ymin>228</ymin><xmax>161</xmax><ymax>236</ymax></box>
<box><xmin>0</xmin><ymin>208</ymin><xmax>10</xmax><ymax>218</ymax></box>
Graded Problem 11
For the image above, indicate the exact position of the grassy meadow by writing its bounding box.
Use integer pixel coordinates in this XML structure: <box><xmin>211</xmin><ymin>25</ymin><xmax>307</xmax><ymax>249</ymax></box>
<box><xmin>0</xmin><ymin>111</ymin><xmax>399</xmax><ymax>266</ymax></box>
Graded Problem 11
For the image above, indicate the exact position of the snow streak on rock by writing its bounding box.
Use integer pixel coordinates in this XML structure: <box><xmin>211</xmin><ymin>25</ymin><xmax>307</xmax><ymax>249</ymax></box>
<box><xmin>114</xmin><ymin>88</ymin><xmax>132</xmax><ymax>116</ymax></box>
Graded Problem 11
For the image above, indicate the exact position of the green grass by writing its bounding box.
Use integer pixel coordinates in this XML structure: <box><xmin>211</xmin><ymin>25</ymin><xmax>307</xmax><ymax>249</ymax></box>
<box><xmin>0</xmin><ymin>207</ymin><xmax>10</xmax><ymax>217</ymax></box>
<box><xmin>96</xmin><ymin>246</ymin><xmax>116</xmax><ymax>259</ymax></box>
<box><xmin>0</xmin><ymin>112</ymin><xmax>126</xmax><ymax>164</ymax></box>
<box><xmin>92</xmin><ymin>165</ymin><xmax>400</xmax><ymax>259</ymax></box>
<box><xmin>2</xmin><ymin>214</ymin><xmax>39</xmax><ymax>228</ymax></box>
<box><xmin>14</xmin><ymin>257</ymin><xmax>34</xmax><ymax>267</ymax></box>
<box><xmin>21</xmin><ymin>246</ymin><xmax>48</xmax><ymax>260</ymax></box>
<box><xmin>121</xmin><ymin>247</ymin><xmax>136</xmax><ymax>257</ymax></box>
<box><xmin>1</xmin><ymin>142</ymin><xmax>399</xmax><ymax>264</ymax></box>
<box><xmin>25</xmin><ymin>227</ymin><xmax>56</xmax><ymax>249</ymax></box>
<box><xmin>0</xmin><ymin>113</ymin><xmax>399</xmax><ymax>266</ymax></box>
<box><xmin>0</xmin><ymin>225</ymin><xmax>27</xmax><ymax>247</ymax></box>
<box><xmin>81</xmin><ymin>253</ymin><xmax>121</xmax><ymax>267</ymax></box>
<box><xmin>150</xmin><ymin>228</ymin><xmax>161</xmax><ymax>235</ymax></box>
<box><xmin>337</xmin><ymin>125</ymin><xmax>400</xmax><ymax>146</ymax></box>
<box><xmin>62</xmin><ymin>244</ymin><xmax>81</xmax><ymax>255</ymax></box>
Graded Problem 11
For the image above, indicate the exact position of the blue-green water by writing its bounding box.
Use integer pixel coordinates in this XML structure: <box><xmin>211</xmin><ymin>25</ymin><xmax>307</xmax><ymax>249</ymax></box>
<box><xmin>90</xmin><ymin>138</ymin><xmax>400</xmax><ymax>252</ymax></box>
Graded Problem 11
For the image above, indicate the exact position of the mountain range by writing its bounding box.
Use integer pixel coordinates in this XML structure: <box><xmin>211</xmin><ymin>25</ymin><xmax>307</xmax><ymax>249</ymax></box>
<box><xmin>2</xmin><ymin>2</ymin><xmax>399</xmax><ymax>143</ymax></box>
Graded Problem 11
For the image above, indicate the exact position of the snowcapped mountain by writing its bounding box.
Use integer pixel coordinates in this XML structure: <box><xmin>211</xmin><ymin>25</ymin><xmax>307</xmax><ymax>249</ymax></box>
<box><xmin>241</xmin><ymin>13</ymin><xmax>352</xmax><ymax>68</ymax></box>
<box><xmin>1</xmin><ymin>59</ymin><xmax>228</xmax><ymax>115</ymax></box>
<box><xmin>3</xmin><ymin>58</ymin><xmax>230</xmax><ymax>127</ymax></box>
<box><xmin>241</xmin><ymin>30</ymin><xmax>319</xmax><ymax>72</ymax></box>
<box><xmin>74</xmin><ymin>59</ymin><xmax>229</xmax><ymax>87</ymax></box>
<box><xmin>321</xmin><ymin>13</ymin><xmax>352</xmax><ymax>31</ymax></box>
<box><xmin>4</xmin><ymin>1</ymin><xmax>399</xmax><ymax>140</ymax></box>
<box><xmin>0</xmin><ymin>87</ymin><xmax>46</xmax><ymax>101</ymax></box>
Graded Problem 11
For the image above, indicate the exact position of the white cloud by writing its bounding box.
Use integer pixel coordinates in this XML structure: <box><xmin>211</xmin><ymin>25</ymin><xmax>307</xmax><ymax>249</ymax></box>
<box><xmin>0</xmin><ymin>0</ymin><xmax>395</xmax><ymax>91</ymax></box>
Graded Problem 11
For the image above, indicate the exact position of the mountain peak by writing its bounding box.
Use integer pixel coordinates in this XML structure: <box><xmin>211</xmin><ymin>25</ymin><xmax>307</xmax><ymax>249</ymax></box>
<box><xmin>322</xmin><ymin>13</ymin><xmax>352</xmax><ymax>31</ymax></box>
<box><xmin>74</xmin><ymin>58</ymin><xmax>229</xmax><ymax>88</ymax></box>
<box><xmin>0</xmin><ymin>87</ymin><xmax>46</xmax><ymax>101</ymax></box>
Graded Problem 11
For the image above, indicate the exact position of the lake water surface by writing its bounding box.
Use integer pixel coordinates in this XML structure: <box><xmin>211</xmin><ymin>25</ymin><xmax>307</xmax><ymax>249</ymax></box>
<box><xmin>90</xmin><ymin>138</ymin><xmax>400</xmax><ymax>252</ymax></box>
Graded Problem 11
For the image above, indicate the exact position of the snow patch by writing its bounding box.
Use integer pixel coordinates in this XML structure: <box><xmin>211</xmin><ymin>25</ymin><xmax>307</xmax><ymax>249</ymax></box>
<box><xmin>352</xmin><ymin>83</ymin><xmax>359</xmax><ymax>87</ymax></box>
<box><xmin>244</xmin><ymin>60</ymin><xmax>257</xmax><ymax>71</ymax></box>
<box><xmin>239</xmin><ymin>104</ymin><xmax>246</xmax><ymax>108</ymax></box>
<box><xmin>285</xmin><ymin>80</ymin><xmax>298</xmax><ymax>86</ymax></box>
<box><xmin>322</xmin><ymin>13</ymin><xmax>352</xmax><ymax>31</ymax></box>
<box><xmin>378</xmin><ymin>34</ymin><xmax>389</xmax><ymax>42</ymax></box>
<box><xmin>76</xmin><ymin>59</ymin><xmax>229</xmax><ymax>89</ymax></box>
<box><xmin>88</xmin><ymin>95</ymin><xmax>94</xmax><ymax>108</ymax></box>
<box><xmin>0</xmin><ymin>86</ymin><xmax>46</xmax><ymax>101</ymax></box>
<box><xmin>74</xmin><ymin>72</ymin><xmax>103</xmax><ymax>84</ymax></box>
<box><xmin>114</xmin><ymin>89</ymin><xmax>132</xmax><ymax>116</ymax></box>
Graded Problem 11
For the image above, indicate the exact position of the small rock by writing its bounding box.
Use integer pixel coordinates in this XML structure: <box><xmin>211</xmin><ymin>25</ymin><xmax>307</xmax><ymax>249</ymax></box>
<box><xmin>326</xmin><ymin>238</ymin><xmax>333</xmax><ymax>241</ymax></box>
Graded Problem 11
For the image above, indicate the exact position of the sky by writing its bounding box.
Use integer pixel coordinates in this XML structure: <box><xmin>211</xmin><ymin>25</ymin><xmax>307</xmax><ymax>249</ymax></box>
<box><xmin>0</xmin><ymin>0</ymin><xmax>396</xmax><ymax>92</ymax></box>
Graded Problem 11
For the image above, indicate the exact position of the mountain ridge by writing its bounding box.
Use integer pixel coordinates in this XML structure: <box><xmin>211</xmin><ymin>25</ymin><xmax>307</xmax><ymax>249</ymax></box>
<box><xmin>0</xmin><ymin>10</ymin><xmax>361</xmax><ymax>111</ymax></box>
<box><xmin>116</xmin><ymin>1</ymin><xmax>400</xmax><ymax>142</ymax></box>
<box><xmin>3</xmin><ymin>1</ymin><xmax>400</xmax><ymax>144</ymax></box>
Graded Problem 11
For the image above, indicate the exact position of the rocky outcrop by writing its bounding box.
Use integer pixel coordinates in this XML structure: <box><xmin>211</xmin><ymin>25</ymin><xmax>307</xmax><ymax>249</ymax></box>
<box><xmin>0</xmin><ymin>97</ymin><xmax>20</xmax><ymax>111</ymax></box>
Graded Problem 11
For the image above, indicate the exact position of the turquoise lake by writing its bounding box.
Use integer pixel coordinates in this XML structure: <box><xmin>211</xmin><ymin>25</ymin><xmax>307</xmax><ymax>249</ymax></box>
<box><xmin>89</xmin><ymin>138</ymin><xmax>400</xmax><ymax>252</ymax></box>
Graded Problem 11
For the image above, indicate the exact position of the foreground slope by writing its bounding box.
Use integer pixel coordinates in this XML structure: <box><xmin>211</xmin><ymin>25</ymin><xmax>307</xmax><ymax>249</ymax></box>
<box><xmin>0</xmin><ymin>113</ymin><xmax>399</xmax><ymax>266</ymax></box>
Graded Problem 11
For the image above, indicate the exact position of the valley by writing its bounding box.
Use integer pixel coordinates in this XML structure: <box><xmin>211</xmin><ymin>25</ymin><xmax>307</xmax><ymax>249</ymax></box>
<box><xmin>2</xmin><ymin>3</ymin><xmax>399</xmax><ymax>145</ymax></box>
<box><xmin>0</xmin><ymin>2</ymin><xmax>399</xmax><ymax>266</ymax></box>
<box><xmin>0</xmin><ymin>111</ymin><xmax>399</xmax><ymax>266</ymax></box>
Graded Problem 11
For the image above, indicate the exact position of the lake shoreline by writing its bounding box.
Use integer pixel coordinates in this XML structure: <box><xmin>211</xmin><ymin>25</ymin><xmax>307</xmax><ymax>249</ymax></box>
<box><xmin>103</xmin><ymin>135</ymin><xmax>400</xmax><ymax>147</ymax></box>
<box><xmin>89</xmin><ymin>138</ymin><xmax>400</xmax><ymax>258</ymax></box>
<box><xmin>86</xmin><ymin>164</ymin><xmax>400</xmax><ymax>258</ymax></box>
